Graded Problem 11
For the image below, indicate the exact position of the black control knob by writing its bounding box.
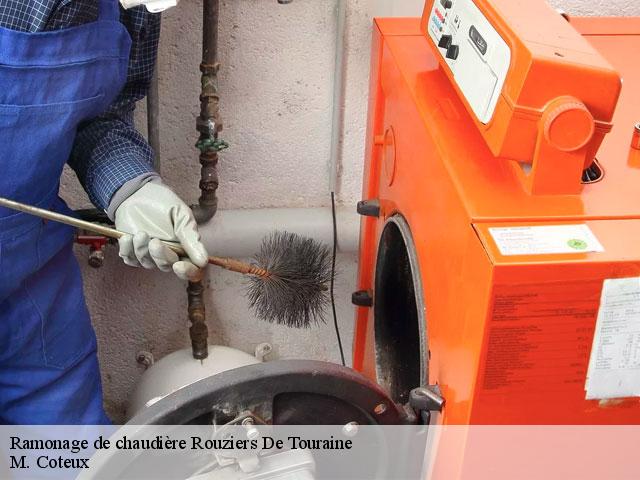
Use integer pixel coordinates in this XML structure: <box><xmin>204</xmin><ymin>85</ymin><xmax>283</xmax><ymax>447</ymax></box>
<box><xmin>440</xmin><ymin>0</ymin><xmax>453</xmax><ymax>8</ymax></box>
<box><xmin>438</xmin><ymin>34</ymin><xmax>453</xmax><ymax>49</ymax></box>
<box><xmin>446</xmin><ymin>44</ymin><xmax>460</xmax><ymax>60</ymax></box>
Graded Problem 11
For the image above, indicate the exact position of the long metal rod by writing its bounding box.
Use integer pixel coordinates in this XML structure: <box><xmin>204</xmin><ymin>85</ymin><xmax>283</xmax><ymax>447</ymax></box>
<box><xmin>328</xmin><ymin>0</ymin><xmax>347</xmax><ymax>194</ymax></box>
<box><xmin>0</xmin><ymin>197</ymin><xmax>267</xmax><ymax>278</ymax></box>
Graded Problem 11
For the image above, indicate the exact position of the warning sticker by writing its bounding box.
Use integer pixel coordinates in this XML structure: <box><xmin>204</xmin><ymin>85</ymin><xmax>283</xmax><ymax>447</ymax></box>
<box><xmin>585</xmin><ymin>277</ymin><xmax>640</xmax><ymax>400</ymax></box>
<box><xmin>480</xmin><ymin>281</ymin><xmax>602</xmax><ymax>395</ymax></box>
<box><xmin>489</xmin><ymin>225</ymin><xmax>604</xmax><ymax>256</ymax></box>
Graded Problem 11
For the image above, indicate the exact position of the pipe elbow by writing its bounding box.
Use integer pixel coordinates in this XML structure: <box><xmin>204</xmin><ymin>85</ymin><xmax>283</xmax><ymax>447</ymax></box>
<box><xmin>192</xmin><ymin>204</ymin><xmax>217</xmax><ymax>225</ymax></box>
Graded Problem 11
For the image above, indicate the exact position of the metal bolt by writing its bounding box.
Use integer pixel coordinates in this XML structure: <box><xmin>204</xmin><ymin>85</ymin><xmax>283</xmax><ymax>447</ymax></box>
<box><xmin>373</xmin><ymin>403</ymin><xmax>387</xmax><ymax>416</ymax></box>
<box><xmin>254</xmin><ymin>343</ymin><xmax>273</xmax><ymax>361</ymax></box>
<box><xmin>342</xmin><ymin>422</ymin><xmax>359</xmax><ymax>437</ymax></box>
<box><xmin>88</xmin><ymin>249</ymin><xmax>105</xmax><ymax>268</ymax></box>
<box><xmin>136</xmin><ymin>351</ymin><xmax>154</xmax><ymax>368</ymax></box>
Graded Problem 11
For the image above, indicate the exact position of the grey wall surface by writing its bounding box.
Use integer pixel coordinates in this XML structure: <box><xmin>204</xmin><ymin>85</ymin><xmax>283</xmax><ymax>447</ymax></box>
<box><xmin>59</xmin><ymin>0</ymin><xmax>638</xmax><ymax>421</ymax></box>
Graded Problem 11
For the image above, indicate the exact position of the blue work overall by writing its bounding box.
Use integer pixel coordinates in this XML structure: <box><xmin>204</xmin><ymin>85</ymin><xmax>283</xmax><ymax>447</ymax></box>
<box><xmin>0</xmin><ymin>0</ymin><xmax>131</xmax><ymax>424</ymax></box>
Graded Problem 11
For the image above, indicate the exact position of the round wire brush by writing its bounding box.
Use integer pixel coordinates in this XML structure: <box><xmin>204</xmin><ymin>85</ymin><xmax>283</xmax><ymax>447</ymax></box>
<box><xmin>246</xmin><ymin>231</ymin><xmax>333</xmax><ymax>328</ymax></box>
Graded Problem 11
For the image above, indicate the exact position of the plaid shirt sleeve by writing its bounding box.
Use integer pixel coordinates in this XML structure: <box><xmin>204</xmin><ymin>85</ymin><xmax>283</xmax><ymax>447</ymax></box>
<box><xmin>68</xmin><ymin>7</ymin><xmax>161</xmax><ymax>212</ymax></box>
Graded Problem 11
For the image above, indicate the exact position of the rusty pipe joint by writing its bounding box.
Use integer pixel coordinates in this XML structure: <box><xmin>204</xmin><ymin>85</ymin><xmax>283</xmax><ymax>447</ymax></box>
<box><xmin>187</xmin><ymin>281</ymin><xmax>209</xmax><ymax>360</ymax></box>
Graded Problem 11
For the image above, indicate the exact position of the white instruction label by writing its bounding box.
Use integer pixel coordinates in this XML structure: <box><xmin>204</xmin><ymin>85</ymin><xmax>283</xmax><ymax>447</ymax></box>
<box><xmin>586</xmin><ymin>277</ymin><xmax>640</xmax><ymax>400</ymax></box>
<box><xmin>489</xmin><ymin>225</ymin><xmax>604</xmax><ymax>256</ymax></box>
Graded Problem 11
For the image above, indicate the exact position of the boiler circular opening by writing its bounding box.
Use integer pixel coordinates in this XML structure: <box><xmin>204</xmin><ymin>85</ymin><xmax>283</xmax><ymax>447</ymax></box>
<box><xmin>374</xmin><ymin>215</ymin><xmax>427</xmax><ymax>404</ymax></box>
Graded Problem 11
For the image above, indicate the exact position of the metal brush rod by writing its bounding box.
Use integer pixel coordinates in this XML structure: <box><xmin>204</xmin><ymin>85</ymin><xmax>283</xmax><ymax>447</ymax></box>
<box><xmin>0</xmin><ymin>197</ymin><xmax>269</xmax><ymax>278</ymax></box>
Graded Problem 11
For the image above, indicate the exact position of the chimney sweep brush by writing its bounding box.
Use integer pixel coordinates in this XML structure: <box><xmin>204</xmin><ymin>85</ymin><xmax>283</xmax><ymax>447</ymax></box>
<box><xmin>0</xmin><ymin>196</ymin><xmax>332</xmax><ymax>328</ymax></box>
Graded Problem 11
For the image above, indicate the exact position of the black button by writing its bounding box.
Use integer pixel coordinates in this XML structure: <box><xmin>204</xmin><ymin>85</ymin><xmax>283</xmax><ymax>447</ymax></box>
<box><xmin>446</xmin><ymin>44</ymin><xmax>460</xmax><ymax>60</ymax></box>
<box><xmin>438</xmin><ymin>34</ymin><xmax>453</xmax><ymax>49</ymax></box>
<box><xmin>440</xmin><ymin>0</ymin><xmax>453</xmax><ymax>8</ymax></box>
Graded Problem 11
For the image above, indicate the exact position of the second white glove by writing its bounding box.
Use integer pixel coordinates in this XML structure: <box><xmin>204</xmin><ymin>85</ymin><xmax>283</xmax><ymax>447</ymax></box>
<box><xmin>115</xmin><ymin>180</ymin><xmax>209</xmax><ymax>281</ymax></box>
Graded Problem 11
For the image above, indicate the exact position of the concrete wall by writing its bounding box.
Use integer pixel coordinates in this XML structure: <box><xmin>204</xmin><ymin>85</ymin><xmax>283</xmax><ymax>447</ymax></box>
<box><xmin>59</xmin><ymin>0</ymin><xmax>638</xmax><ymax>422</ymax></box>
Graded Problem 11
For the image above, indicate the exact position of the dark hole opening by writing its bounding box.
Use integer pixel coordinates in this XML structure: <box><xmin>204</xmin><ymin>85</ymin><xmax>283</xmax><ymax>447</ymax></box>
<box><xmin>582</xmin><ymin>159</ymin><xmax>604</xmax><ymax>184</ymax></box>
<box><xmin>374</xmin><ymin>219</ymin><xmax>422</xmax><ymax>404</ymax></box>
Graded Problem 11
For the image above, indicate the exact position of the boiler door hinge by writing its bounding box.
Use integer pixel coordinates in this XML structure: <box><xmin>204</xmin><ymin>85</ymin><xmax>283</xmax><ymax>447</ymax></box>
<box><xmin>352</xmin><ymin>290</ymin><xmax>373</xmax><ymax>307</ymax></box>
<box><xmin>409</xmin><ymin>385</ymin><xmax>445</xmax><ymax>424</ymax></box>
<box><xmin>357</xmin><ymin>199</ymin><xmax>381</xmax><ymax>218</ymax></box>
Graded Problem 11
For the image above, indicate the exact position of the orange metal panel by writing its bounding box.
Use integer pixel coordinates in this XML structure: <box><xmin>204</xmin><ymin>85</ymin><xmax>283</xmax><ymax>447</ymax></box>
<box><xmin>473</xmin><ymin>220</ymin><xmax>640</xmax><ymax>424</ymax></box>
<box><xmin>355</xmin><ymin>8</ymin><xmax>640</xmax><ymax>433</ymax></box>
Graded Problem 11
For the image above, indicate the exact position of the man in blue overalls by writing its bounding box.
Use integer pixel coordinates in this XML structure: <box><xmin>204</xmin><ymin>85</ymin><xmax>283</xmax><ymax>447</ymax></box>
<box><xmin>0</xmin><ymin>0</ymin><xmax>208</xmax><ymax>424</ymax></box>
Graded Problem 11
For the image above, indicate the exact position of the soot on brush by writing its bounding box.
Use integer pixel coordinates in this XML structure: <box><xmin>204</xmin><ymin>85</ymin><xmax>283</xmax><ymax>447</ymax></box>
<box><xmin>246</xmin><ymin>232</ymin><xmax>333</xmax><ymax>328</ymax></box>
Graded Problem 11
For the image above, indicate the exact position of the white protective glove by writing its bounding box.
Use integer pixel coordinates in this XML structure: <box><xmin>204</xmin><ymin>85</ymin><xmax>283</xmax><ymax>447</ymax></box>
<box><xmin>115</xmin><ymin>181</ymin><xmax>209</xmax><ymax>281</ymax></box>
<box><xmin>120</xmin><ymin>0</ymin><xmax>179</xmax><ymax>13</ymax></box>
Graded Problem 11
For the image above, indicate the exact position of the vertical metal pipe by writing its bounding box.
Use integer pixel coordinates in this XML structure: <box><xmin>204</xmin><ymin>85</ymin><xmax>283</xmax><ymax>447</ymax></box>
<box><xmin>147</xmin><ymin>67</ymin><xmax>162</xmax><ymax>173</ymax></box>
<box><xmin>328</xmin><ymin>0</ymin><xmax>347</xmax><ymax>194</ymax></box>
<box><xmin>188</xmin><ymin>0</ymin><xmax>223</xmax><ymax>360</ymax></box>
<box><xmin>193</xmin><ymin>0</ymin><xmax>222</xmax><ymax>223</ymax></box>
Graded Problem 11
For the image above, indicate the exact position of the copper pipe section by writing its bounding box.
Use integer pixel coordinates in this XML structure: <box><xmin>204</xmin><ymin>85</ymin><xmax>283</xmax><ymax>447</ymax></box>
<box><xmin>193</xmin><ymin>0</ymin><xmax>221</xmax><ymax>224</ymax></box>
<box><xmin>187</xmin><ymin>281</ymin><xmax>208</xmax><ymax>360</ymax></box>
<box><xmin>632</xmin><ymin>123</ymin><xmax>640</xmax><ymax>150</ymax></box>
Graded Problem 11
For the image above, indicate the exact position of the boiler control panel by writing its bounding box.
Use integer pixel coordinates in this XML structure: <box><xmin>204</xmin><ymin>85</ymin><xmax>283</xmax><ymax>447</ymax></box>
<box><xmin>426</xmin><ymin>0</ymin><xmax>511</xmax><ymax>124</ymax></box>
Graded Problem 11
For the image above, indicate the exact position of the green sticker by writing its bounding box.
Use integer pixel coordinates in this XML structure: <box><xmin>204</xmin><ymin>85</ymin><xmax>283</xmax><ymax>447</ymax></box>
<box><xmin>568</xmin><ymin>239</ymin><xmax>588</xmax><ymax>251</ymax></box>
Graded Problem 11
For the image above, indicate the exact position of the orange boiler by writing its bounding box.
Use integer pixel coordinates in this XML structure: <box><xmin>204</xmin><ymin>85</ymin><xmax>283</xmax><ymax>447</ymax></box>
<box><xmin>353</xmin><ymin>0</ymin><xmax>640</xmax><ymax>426</ymax></box>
